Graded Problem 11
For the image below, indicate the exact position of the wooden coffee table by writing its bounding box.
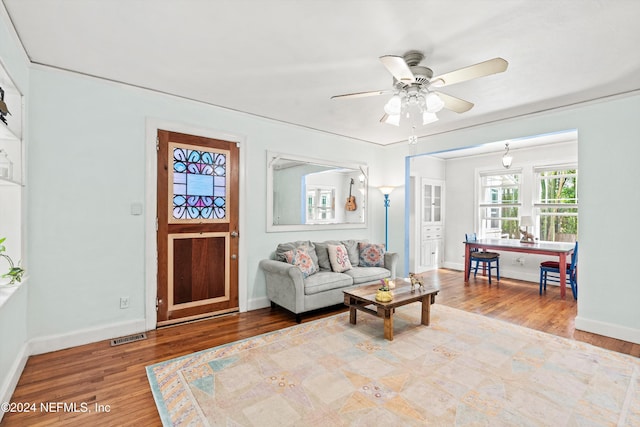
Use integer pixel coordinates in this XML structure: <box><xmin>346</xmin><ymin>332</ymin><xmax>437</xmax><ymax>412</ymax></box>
<box><xmin>343</xmin><ymin>278</ymin><xmax>439</xmax><ymax>340</ymax></box>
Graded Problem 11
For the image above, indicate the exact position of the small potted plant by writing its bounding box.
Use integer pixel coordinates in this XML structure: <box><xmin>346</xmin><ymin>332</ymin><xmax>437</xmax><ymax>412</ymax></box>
<box><xmin>375</xmin><ymin>278</ymin><xmax>393</xmax><ymax>302</ymax></box>
<box><xmin>0</xmin><ymin>237</ymin><xmax>24</xmax><ymax>285</ymax></box>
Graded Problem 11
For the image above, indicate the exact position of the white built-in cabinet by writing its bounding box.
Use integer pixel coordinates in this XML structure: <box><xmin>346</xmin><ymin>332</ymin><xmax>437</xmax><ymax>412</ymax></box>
<box><xmin>419</xmin><ymin>179</ymin><xmax>444</xmax><ymax>271</ymax></box>
<box><xmin>0</xmin><ymin>60</ymin><xmax>24</xmax><ymax>285</ymax></box>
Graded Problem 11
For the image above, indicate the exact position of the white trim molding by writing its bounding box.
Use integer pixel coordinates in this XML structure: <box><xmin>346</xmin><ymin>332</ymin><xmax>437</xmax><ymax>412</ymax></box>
<box><xmin>0</xmin><ymin>343</ymin><xmax>28</xmax><ymax>423</ymax></box>
<box><xmin>27</xmin><ymin>319</ymin><xmax>147</xmax><ymax>356</ymax></box>
<box><xmin>144</xmin><ymin>118</ymin><xmax>248</xmax><ymax>331</ymax></box>
<box><xmin>575</xmin><ymin>316</ymin><xmax>640</xmax><ymax>345</ymax></box>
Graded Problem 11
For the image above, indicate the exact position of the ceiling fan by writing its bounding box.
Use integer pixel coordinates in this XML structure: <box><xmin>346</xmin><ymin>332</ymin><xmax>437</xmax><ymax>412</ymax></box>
<box><xmin>331</xmin><ymin>50</ymin><xmax>508</xmax><ymax>127</ymax></box>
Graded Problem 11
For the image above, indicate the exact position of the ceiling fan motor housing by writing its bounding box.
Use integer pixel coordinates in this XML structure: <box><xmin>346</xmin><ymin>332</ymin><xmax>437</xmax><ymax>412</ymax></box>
<box><xmin>409</xmin><ymin>66</ymin><xmax>433</xmax><ymax>84</ymax></box>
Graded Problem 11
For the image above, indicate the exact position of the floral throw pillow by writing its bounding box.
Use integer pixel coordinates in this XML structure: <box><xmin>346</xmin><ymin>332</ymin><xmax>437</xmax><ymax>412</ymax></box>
<box><xmin>327</xmin><ymin>244</ymin><xmax>352</xmax><ymax>273</ymax></box>
<box><xmin>283</xmin><ymin>248</ymin><xmax>318</xmax><ymax>278</ymax></box>
<box><xmin>358</xmin><ymin>242</ymin><xmax>385</xmax><ymax>267</ymax></box>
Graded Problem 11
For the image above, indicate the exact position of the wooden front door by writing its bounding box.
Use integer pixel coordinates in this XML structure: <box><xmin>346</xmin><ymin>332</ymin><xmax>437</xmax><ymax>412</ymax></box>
<box><xmin>156</xmin><ymin>130</ymin><xmax>239</xmax><ymax>325</ymax></box>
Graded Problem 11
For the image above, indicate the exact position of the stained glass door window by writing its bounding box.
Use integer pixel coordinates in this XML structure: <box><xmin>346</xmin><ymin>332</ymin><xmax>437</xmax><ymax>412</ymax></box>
<box><xmin>170</xmin><ymin>143</ymin><xmax>229</xmax><ymax>223</ymax></box>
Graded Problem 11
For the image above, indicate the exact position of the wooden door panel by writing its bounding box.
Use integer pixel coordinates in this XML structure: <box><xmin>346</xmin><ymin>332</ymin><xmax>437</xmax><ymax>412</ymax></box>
<box><xmin>171</xmin><ymin>234</ymin><xmax>227</xmax><ymax>305</ymax></box>
<box><xmin>157</xmin><ymin>130</ymin><xmax>239</xmax><ymax>325</ymax></box>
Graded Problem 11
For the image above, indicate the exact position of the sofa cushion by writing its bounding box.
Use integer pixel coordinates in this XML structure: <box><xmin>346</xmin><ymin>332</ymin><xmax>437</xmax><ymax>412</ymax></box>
<box><xmin>341</xmin><ymin>240</ymin><xmax>360</xmax><ymax>267</ymax></box>
<box><xmin>315</xmin><ymin>240</ymin><xmax>359</xmax><ymax>270</ymax></box>
<box><xmin>343</xmin><ymin>266</ymin><xmax>390</xmax><ymax>284</ymax></box>
<box><xmin>283</xmin><ymin>248</ymin><xmax>318</xmax><ymax>278</ymax></box>
<box><xmin>276</xmin><ymin>240</ymin><xmax>318</xmax><ymax>266</ymax></box>
<box><xmin>358</xmin><ymin>242</ymin><xmax>386</xmax><ymax>267</ymax></box>
<box><xmin>327</xmin><ymin>244</ymin><xmax>352</xmax><ymax>273</ymax></box>
<box><xmin>314</xmin><ymin>240</ymin><xmax>341</xmax><ymax>270</ymax></box>
<box><xmin>304</xmin><ymin>271</ymin><xmax>353</xmax><ymax>295</ymax></box>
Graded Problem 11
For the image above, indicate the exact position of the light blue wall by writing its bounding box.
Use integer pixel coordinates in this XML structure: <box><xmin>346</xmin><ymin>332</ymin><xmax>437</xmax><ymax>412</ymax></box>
<box><xmin>388</xmin><ymin>94</ymin><xmax>640</xmax><ymax>343</ymax></box>
<box><xmin>25</xmin><ymin>66</ymin><xmax>388</xmax><ymax>338</ymax></box>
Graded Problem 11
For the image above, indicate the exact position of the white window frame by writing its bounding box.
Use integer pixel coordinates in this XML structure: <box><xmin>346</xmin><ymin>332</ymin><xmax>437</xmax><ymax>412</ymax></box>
<box><xmin>477</xmin><ymin>169</ymin><xmax>522</xmax><ymax>238</ymax></box>
<box><xmin>305</xmin><ymin>185</ymin><xmax>336</xmax><ymax>224</ymax></box>
<box><xmin>533</xmin><ymin>164</ymin><xmax>578</xmax><ymax>242</ymax></box>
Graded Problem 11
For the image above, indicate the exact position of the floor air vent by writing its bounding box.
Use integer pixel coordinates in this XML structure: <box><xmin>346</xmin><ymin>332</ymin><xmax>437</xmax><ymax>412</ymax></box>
<box><xmin>110</xmin><ymin>332</ymin><xmax>147</xmax><ymax>346</ymax></box>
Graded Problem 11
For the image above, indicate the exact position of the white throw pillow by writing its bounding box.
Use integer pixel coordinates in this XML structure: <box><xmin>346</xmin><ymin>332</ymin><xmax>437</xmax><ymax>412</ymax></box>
<box><xmin>327</xmin><ymin>244</ymin><xmax>352</xmax><ymax>273</ymax></box>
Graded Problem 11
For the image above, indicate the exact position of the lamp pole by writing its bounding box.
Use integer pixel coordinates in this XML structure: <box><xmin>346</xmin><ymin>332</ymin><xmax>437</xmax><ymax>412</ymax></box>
<box><xmin>378</xmin><ymin>187</ymin><xmax>394</xmax><ymax>250</ymax></box>
<box><xmin>383</xmin><ymin>193</ymin><xmax>390</xmax><ymax>250</ymax></box>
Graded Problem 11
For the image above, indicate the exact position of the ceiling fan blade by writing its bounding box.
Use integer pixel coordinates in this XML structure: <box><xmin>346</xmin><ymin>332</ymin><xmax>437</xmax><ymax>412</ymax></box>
<box><xmin>436</xmin><ymin>92</ymin><xmax>474</xmax><ymax>113</ymax></box>
<box><xmin>431</xmin><ymin>58</ymin><xmax>508</xmax><ymax>87</ymax></box>
<box><xmin>331</xmin><ymin>89</ymin><xmax>393</xmax><ymax>100</ymax></box>
<box><xmin>379</xmin><ymin>55</ymin><xmax>415</xmax><ymax>84</ymax></box>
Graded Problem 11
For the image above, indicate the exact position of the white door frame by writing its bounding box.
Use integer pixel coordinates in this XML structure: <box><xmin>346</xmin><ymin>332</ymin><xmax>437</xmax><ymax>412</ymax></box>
<box><xmin>144</xmin><ymin>118</ymin><xmax>247</xmax><ymax>330</ymax></box>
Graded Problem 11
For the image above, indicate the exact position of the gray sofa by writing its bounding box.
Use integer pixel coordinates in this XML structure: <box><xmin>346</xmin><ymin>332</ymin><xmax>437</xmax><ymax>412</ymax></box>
<box><xmin>259</xmin><ymin>239</ymin><xmax>398</xmax><ymax>322</ymax></box>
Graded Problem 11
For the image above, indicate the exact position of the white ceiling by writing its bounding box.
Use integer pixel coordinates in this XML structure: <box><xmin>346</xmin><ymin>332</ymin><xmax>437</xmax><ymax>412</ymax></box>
<box><xmin>3</xmin><ymin>0</ymin><xmax>640</xmax><ymax>146</ymax></box>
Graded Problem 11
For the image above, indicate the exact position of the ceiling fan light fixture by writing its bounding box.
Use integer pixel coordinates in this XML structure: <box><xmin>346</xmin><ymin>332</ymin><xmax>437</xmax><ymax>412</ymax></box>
<box><xmin>425</xmin><ymin>92</ymin><xmax>445</xmax><ymax>113</ymax></box>
<box><xmin>422</xmin><ymin>111</ymin><xmax>438</xmax><ymax>125</ymax></box>
<box><xmin>383</xmin><ymin>94</ymin><xmax>402</xmax><ymax>115</ymax></box>
<box><xmin>381</xmin><ymin>113</ymin><xmax>400</xmax><ymax>126</ymax></box>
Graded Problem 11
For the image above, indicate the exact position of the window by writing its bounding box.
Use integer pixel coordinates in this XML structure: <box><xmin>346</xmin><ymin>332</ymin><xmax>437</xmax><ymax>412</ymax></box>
<box><xmin>534</xmin><ymin>165</ymin><xmax>578</xmax><ymax>242</ymax></box>
<box><xmin>306</xmin><ymin>186</ymin><xmax>335</xmax><ymax>223</ymax></box>
<box><xmin>478</xmin><ymin>171</ymin><xmax>522</xmax><ymax>238</ymax></box>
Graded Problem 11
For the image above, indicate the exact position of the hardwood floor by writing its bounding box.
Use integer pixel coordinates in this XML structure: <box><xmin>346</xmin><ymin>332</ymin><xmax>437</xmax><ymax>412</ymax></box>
<box><xmin>2</xmin><ymin>269</ymin><xmax>638</xmax><ymax>426</ymax></box>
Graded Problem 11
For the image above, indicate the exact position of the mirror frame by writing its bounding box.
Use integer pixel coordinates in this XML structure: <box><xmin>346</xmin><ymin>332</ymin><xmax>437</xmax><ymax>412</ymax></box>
<box><xmin>266</xmin><ymin>151</ymin><xmax>368</xmax><ymax>232</ymax></box>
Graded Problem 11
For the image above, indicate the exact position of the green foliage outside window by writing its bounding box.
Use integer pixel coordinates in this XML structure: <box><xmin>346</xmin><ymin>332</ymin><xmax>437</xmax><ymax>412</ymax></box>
<box><xmin>538</xmin><ymin>169</ymin><xmax>578</xmax><ymax>242</ymax></box>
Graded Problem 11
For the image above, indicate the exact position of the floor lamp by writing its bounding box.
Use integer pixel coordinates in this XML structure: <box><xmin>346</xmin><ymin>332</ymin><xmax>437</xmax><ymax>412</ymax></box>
<box><xmin>378</xmin><ymin>186</ymin><xmax>394</xmax><ymax>250</ymax></box>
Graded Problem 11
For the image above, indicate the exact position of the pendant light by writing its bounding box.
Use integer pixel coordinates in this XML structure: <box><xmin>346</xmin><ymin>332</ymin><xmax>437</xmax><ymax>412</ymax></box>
<box><xmin>502</xmin><ymin>142</ymin><xmax>513</xmax><ymax>169</ymax></box>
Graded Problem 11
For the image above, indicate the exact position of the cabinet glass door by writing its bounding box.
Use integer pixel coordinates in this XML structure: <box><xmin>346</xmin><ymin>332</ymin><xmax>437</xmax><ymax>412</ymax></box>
<box><xmin>423</xmin><ymin>184</ymin><xmax>432</xmax><ymax>222</ymax></box>
<box><xmin>433</xmin><ymin>185</ymin><xmax>441</xmax><ymax>222</ymax></box>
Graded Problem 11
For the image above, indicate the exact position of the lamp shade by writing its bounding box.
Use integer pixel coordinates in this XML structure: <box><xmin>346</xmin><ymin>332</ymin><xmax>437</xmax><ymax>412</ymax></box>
<box><xmin>381</xmin><ymin>113</ymin><xmax>400</xmax><ymax>126</ymax></box>
<box><xmin>384</xmin><ymin>94</ymin><xmax>402</xmax><ymax>115</ymax></box>
<box><xmin>520</xmin><ymin>216</ymin><xmax>534</xmax><ymax>227</ymax></box>
<box><xmin>425</xmin><ymin>92</ymin><xmax>444</xmax><ymax>113</ymax></box>
<box><xmin>502</xmin><ymin>153</ymin><xmax>513</xmax><ymax>168</ymax></box>
<box><xmin>422</xmin><ymin>111</ymin><xmax>438</xmax><ymax>125</ymax></box>
<box><xmin>378</xmin><ymin>186</ymin><xmax>394</xmax><ymax>196</ymax></box>
<box><xmin>502</xmin><ymin>142</ymin><xmax>513</xmax><ymax>169</ymax></box>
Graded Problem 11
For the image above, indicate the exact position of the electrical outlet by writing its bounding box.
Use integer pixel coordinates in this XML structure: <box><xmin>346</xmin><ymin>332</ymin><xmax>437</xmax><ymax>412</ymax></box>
<box><xmin>120</xmin><ymin>297</ymin><xmax>130</xmax><ymax>309</ymax></box>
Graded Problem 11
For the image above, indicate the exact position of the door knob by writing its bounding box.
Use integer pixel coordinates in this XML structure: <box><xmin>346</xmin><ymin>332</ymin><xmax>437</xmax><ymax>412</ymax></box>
<box><xmin>231</xmin><ymin>231</ymin><xmax>239</xmax><ymax>238</ymax></box>
<box><xmin>231</xmin><ymin>254</ymin><xmax>237</xmax><ymax>260</ymax></box>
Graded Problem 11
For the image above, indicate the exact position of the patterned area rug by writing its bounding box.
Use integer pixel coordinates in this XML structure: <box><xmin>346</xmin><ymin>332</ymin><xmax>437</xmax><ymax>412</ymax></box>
<box><xmin>146</xmin><ymin>304</ymin><xmax>640</xmax><ymax>426</ymax></box>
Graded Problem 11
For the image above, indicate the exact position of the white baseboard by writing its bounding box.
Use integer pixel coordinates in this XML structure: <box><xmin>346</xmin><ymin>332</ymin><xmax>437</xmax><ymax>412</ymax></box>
<box><xmin>575</xmin><ymin>316</ymin><xmax>640</xmax><ymax>345</ymax></box>
<box><xmin>0</xmin><ymin>342</ymin><xmax>29</xmax><ymax>423</ymax></box>
<box><xmin>247</xmin><ymin>296</ymin><xmax>270</xmax><ymax>311</ymax></box>
<box><xmin>28</xmin><ymin>318</ymin><xmax>147</xmax><ymax>356</ymax></box>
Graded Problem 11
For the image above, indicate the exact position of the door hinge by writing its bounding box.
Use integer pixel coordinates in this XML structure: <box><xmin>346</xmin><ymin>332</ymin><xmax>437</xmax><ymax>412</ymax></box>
<box><xmin>156</xmin><ymin>136</ymin><xmax>159</xmax><ymax>151</ymax></box>
<box><xmin>156</xmin><ymin>297</ymin><xmax>160</xmax><ymax>312</ymax></box>
<box><xmin>156</xmin><ymin>217</ymin><xmax>159</xmax><ymax>231</ymax></box>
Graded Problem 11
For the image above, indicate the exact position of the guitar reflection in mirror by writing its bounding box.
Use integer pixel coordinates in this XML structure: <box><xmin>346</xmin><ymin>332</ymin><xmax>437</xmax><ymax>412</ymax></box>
<box><xmin>345</xmin><ymin>178</ymin><xmax>357</xmax><ymax>211</ymax></box>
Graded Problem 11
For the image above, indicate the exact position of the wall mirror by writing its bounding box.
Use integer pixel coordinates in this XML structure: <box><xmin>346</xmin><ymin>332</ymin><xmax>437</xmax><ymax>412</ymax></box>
<box><xmin>266</xmin><ymin>151</ymin><xmax>367</xmax><ymax>232</ymax></box>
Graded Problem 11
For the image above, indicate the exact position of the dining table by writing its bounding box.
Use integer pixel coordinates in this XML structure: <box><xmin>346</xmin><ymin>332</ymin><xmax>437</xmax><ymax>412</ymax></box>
<box><xmin>464</xmin><ymin>238</ymin><xmax>576</xmax><ymax>298</ymax></box>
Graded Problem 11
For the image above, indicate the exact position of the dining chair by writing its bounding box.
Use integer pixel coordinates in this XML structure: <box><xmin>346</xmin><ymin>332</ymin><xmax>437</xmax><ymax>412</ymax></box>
<box><xmin>465</xmin><ymin>233</ymin><xmax>500</xmax><ymax>284</ymax></box>
<box><xmin>539</xmin><ymin>241</ymin><xmax>578</xmax><ymax>299</ymax></box>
